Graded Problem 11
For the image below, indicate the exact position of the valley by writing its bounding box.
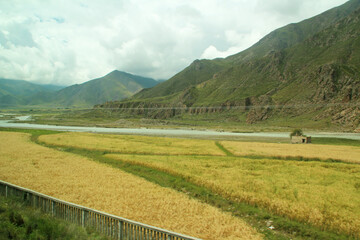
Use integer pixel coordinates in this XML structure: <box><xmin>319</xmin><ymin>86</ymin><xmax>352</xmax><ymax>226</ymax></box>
<box><xmin>1</xmin><ymin>1</ymin><xmax>360</xmax><ymax>239</ymax></box>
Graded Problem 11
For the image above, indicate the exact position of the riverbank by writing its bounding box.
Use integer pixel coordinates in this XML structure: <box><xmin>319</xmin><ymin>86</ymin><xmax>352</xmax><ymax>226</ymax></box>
<box><xmin>1</xmin><ymin>118</ymin><xmax>360</xmax><ymax>142</ymax></box>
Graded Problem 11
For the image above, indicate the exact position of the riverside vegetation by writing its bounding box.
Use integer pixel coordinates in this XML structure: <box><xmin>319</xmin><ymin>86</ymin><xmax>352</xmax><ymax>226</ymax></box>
<box><xmin>0</xmin><ymin>196</ymin><xmax>108</xmax><ymax>240</ymax></box>
<box><xmin>1</xmin><ymin>128</ymin><xmax>359</xmax><ymax>239</ymax></box>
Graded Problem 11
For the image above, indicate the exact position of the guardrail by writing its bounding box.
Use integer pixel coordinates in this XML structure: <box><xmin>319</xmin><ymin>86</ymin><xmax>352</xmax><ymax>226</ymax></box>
<box><xmin>0</xmin><ymin>180</ymin><xmax>201</xmax><ymax>240</ymax></box>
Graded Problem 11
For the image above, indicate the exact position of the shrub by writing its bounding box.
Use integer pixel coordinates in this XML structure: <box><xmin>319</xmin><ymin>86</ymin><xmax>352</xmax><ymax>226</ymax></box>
<box><xmin>290</xmin><ymin>129</ymin><xmax>303</xmax><ymax>138</ymax></box>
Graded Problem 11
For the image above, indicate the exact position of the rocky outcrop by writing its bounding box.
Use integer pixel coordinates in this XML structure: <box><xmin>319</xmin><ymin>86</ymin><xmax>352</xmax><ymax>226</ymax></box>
<box><xmin>245</xmin><ymin>95</ymin><xmax>274</xmax><ymax>124</ymax></box>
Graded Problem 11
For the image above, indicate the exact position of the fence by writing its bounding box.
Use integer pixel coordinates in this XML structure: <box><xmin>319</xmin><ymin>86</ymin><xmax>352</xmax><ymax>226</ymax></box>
<box><xmin>0</xmin><ymin>180</ymin><xmax>201</xmax><ymax>240</ymax></box>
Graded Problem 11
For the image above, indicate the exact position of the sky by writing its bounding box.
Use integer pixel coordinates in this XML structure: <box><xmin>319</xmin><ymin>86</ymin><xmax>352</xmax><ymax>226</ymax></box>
<box><xmin>0</xmin><ymin>0</ymin><xmax>348</xmax><ymax>86</ymax></box>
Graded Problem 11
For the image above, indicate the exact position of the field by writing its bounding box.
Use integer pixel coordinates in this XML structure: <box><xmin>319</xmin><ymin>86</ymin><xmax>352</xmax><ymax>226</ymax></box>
<box><xmin>38</xmin><ymin>132</ymin><xmax>226</xmax><ymax>156</ymax></box>
<box><xmin>220</xmin><ymin>141</ymin><xmax>360</xmax><ymax>163</ymax></box>
<box><xmin>106</xmin><ymin>154</ymin><xmax>360</xmax><ymax>237</ymax></box>
<box><xmin>38</xmin><ymin>132</ymin><xmax>360</xmax><ymax>238</ymax></box>
<box><xmin>0</xmin><ymin>131</ymin><xmax>261</xmax><ymax>240</ymax></box>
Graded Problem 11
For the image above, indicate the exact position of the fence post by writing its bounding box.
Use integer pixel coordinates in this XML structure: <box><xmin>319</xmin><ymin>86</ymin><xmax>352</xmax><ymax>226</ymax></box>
<box><xmin>52</xmin><ymin>201</ymin><xmax>55</xmax><ymax>216</ymax></box>
<box><xmin>5</xmin><ymin>185</ymin><xmax>8</xmax><ymax>198</ymax></box>
<box><xmin>119</xmin><ymin>221</ymin><xmax>123</xmax><ymax>239</ymax></box>
<box><xmin>82</xmin><ymin>209</ymin><xmax>86</xmax><ymax>227</ymax></box>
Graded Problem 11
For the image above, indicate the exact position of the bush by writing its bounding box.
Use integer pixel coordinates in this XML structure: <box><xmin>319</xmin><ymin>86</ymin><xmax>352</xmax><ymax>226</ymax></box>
<box><xmin>0</xmin><ymin>196</ymin><xmax>108</xmax><ymax>240</ymax></box>
<box><xmin>290</xmin><ymin>129</ymin><xmax>303</xmax><ymax>138</ymax></box>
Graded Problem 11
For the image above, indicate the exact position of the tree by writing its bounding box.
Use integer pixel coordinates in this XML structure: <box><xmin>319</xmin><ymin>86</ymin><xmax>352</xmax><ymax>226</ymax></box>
<box><xmin>290</xmin><ymin>129</ymin><xmax>303</xmax><ymax>139</ymax></box>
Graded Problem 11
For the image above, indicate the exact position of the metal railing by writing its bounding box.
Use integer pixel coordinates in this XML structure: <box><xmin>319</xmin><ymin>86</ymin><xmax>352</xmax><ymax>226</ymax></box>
<box><xmin>0</xmin><ymin>180</ymin><xmax>201</xmax><ymax>240</ymax></box>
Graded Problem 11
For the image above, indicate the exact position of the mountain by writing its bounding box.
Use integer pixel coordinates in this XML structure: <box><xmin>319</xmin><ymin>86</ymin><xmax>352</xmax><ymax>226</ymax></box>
<box><xmin>0</xmin><ymin>71</ymin><xmax>159</xmax><ymax>108</ymax></box>
<box><xmin>96</xmin><ymin>0</ymin><xmax>360</xmax><ymax>131</ymax></box>
<box><xmin>131</xmin><ymin>0</ymin><xmax>360</xmax><ymax>101</ymax></box>
<box><xmin>33</xmin><ymin>70</ymin><xmax>159</xmax><ymax>108</ymax></box>
<box><xmin>0</xmin><ymin>78</ymin><xmax>64</xmax><ymax>108</ymax></box>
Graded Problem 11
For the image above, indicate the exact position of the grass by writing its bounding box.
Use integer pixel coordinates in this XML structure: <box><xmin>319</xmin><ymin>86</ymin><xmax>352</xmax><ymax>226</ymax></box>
<box><xmin>0</xmin><ymin>196</ymin><xmax>108</xmax><ymax>240</ymax></box>
<box><xmin>0</xmin><ymin>131</ymin><xmax>261</xmax><ymax>240</ymax></box>
<box><xmin>5</xmin><ymin>107</ymin><xmax>355</xmax><ymax>133</ymax></box>
<box><xmin>215</xmin><ymin>142</ymin><xmax>234</xmax><ymax>156</ymax></box>
<box><xmin>312</xmin><ymin>137</ymin><xmax>360</xmax><ymax>147</ymax></box>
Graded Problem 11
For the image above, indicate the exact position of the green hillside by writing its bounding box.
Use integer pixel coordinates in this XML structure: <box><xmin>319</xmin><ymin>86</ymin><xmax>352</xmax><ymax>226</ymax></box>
<box><xmin>134</xmin><ymin>59</ymin><xmax>228</xmax><ymax>99</ymax></box>
<box><xmin>97</xmin><ymin>0</ymin><xmax>360</xmax><ymax>131</ymax></box>
<box><xmin>0</xmin><ymin>78</ymin><xmax>64</xmax><ymax>108</ymax></box>
<box><xmin>132</xmin><ymin>0</ymin><xmax>360</xmax><ymax>101</ymax></box>
<box><xmin>0</xmin><ymin>71</ymin><xmax>159</xmax><ymax>108</ymax></box>
<box><xmin>226</xmin><ymin>0</ymin><xmax>360</xmax><ymax>64</ymax></box>
<box><xmin>43</xmin><ymin>70</ymin><xmax>159</xmax><ymax>107</ymax></box>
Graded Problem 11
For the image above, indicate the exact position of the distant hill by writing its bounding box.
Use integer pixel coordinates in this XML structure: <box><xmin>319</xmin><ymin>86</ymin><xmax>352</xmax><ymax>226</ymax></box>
<box><xmin>97</xmin><ymin>0</ymin><xmax>360</xmax><ymax>131</ymax></box>
<box><xmin>0</xmin><ymin>71</ymin><xmax>159</xmax><ymax>108</ymax></box>
<box><xmin>0</xmin><ymin>78</ymin><xmax>64</xmax><ymax>108</ymax></box>
<box><xmin>38</xmin><ymin>70</ymin><xmax>159</xmax><ymax>107</ymax></box>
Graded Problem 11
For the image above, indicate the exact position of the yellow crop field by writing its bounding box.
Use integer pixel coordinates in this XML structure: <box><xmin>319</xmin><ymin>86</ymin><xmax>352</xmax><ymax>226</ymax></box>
<box><xmin>39</xmin><ymin>132</ymin><xmax>360</xmax><ymax>163</ymax></box>
<box><xmin>39</xmin><ymin>132</ymin><xmax>225</xmax><ymax>156</ymax></box>
<box><xmin>0</xmin><ymin>132</ymin><xmax>261</xmax><ymax>240</ymax></box>
<box><xmin>37</xmin><ymin>131</ymin><xmax>360</xmax><ymax>237</ymax></box>
<box><xmin>106</xmin><ymin>154</ymin><xmax>360</xmax><ymax>237</ymax></box>
<box><xmin>220</xmin><ymin>141</ymin><xmax>360</xmax><ymax>163</ymax></box>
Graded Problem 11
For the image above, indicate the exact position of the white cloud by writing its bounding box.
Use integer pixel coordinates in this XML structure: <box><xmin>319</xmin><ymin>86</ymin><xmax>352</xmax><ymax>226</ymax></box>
<box><xmin>0</xmin><ymin>0</ymin><xmax>348</xmax><ymax>85</ymax></box>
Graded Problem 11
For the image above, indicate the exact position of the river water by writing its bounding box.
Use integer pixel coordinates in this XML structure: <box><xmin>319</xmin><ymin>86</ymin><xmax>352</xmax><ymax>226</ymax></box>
<box><xmin>1</xmin><ymin>118</ymin><xmax>360</xmax><ymax>140</ymax></box>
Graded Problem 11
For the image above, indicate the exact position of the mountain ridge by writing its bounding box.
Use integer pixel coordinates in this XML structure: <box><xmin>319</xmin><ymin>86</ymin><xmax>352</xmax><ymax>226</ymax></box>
<box><xmin>0</xmin><ymin>78</ymin><xmax>65</xmax><ymax>107</ymax></box>
<box><xmin>0</xmin><ymin>70</ymin><xmax>159</xmax><ymax>108</ymax></box>
<box><xmin>226</xmin><ymin>0</ymin><xmax>360</xmax><ymax>63</ymax></box>
<box><xmin>96</xmin><ymin>0</ymin><xmax>360</xmax><ymax>131</ymax></box>
<box><xmin>129</xmin><ymin>0</ymin><xmax>360</xmax><ymax>101</ymax></box>
<box><xmin>45</xmin><ymin>70</ymin><xmax>159</xmax><ymax>107</ymax></box>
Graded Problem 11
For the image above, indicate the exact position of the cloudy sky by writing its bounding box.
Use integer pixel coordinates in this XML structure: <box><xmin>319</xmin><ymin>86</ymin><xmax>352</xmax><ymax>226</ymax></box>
<box><xmin>0</xmin><ymin>0</ymin><xmax>348</xmax><ymax>86</ymax></box>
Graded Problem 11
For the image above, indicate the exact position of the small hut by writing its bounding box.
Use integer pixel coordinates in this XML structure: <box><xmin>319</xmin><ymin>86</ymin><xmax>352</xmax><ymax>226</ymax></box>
<box><xmin>291</xmin><ymin>136</ymin><xmax>312</xmax><ymax>144</ymax></box>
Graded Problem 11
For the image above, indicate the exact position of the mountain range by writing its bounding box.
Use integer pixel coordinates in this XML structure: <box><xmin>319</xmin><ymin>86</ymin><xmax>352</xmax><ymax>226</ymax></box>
<box><xmin>96</xmin><ymin>0</ymin><xmax>360</xmax><ymax>131</ymax></box>
<box><xmin>0</xmin><ymin>71</ymin><xmax>159</xmax><ymax>108</ymax></box>
<box><xmin>0</xmin><ymin>78</ymin><xmax>64</xmax><ymax>108</ymax></box>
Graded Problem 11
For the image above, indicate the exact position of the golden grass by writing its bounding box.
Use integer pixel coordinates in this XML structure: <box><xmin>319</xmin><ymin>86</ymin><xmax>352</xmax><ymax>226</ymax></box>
<box><xmin>220</xmin><ymin>141</ymin><xmax>360</xmax><ymax>163</ymax></box>
<box><xmin>106</xmin><ymin>154</ymin><xmax>360</xmax><ymax>237</ymax></box>
<box><xmin>0</xmin><ymin>132</ymin><xmax>261</xmax><ymax>240</ymax></box>
<box><xmin>38</xmin><ymin>132</ymin><xmax>225</xmax><ymax>156</ymax></box>
<box><xmin>37</xmin><ymin>131</ymin><xmax>360</xmax><ymax>236</ymax></box>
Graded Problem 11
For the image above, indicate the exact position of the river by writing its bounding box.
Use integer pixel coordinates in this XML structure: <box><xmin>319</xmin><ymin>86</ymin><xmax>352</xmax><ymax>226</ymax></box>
<box><xmin>0</xmin><ymin>118</ymin><xmax>359</xmax><ymax>140</ymax></box>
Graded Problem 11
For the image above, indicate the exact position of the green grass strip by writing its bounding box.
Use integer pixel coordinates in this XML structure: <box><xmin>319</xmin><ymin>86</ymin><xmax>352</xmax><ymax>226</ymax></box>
<box><xmin>312</xmin><ymin>137</ymin><xmax>360</xmax><ymax>147</ymax></box>
<box><xmin>215</xmin><ymin>141</ymin><xmax>234</xmax><ymax>156</ymax></box>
